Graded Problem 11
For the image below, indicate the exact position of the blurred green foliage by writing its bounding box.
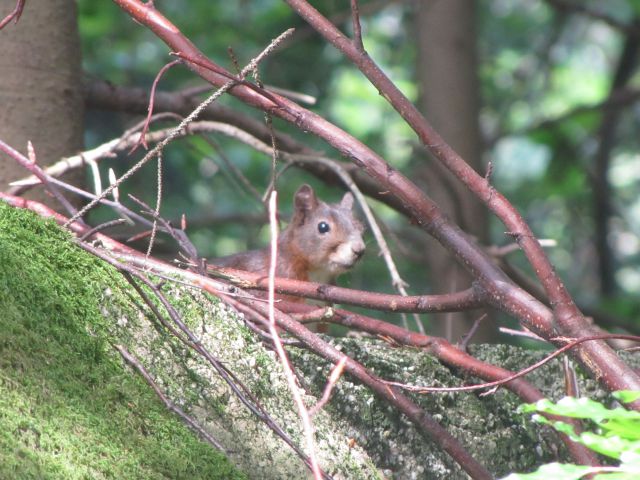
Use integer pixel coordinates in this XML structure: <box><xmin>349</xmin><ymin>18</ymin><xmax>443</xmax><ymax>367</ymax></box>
<box><xmin>77</xmin><ymin>1</ymin><xmax>640</xmax><ymax>333</ymax></box>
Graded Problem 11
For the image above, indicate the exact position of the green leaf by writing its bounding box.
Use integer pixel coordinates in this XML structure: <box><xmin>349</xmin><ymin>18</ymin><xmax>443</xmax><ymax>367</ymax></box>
<box><xmin>500</xmin><ymin>463</ymin><xmax>597</xmax><ymax>480</ymax></box>
<box><xmin>579</xmin><ymin>432</ymin><xmax>629</xmax><ymax>460</ymax></box>
<box><xmin>525</xmin><ymin>397</ymin><xmax>640</xmax><ymax>423</ymax></box>
<box><xmin>532</xmin><ymin>417</ymin><xmax>580</xmax><ymax>440</ymax></box>
<box><xmin>600</xmin><ymin>419</ymin><xmax>640</xmax><ymax>441</ymax></box>
<box><xmin>613</xmin><ymin>391</ymin><xmax>640</xmax><ymax>404</ymax></box>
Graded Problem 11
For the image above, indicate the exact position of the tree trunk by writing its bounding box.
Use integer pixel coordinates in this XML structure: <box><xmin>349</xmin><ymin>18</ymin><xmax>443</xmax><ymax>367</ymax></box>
<box><xmin>0</xmin><ymin>0</ymin><xmax>84</xmax><ymax>206</ymax></box>
<box><xmin>592</xmin><ymin>20</ymin><xmax>639</xmax><ymax>297</ymax></box>
<box><xmin>414</xmin><ymin>0</ymin><xmax>490</xmax><ymax>341</ymax></box>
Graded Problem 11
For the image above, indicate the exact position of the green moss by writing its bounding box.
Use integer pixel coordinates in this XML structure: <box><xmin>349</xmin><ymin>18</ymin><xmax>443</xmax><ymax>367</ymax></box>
<box><xmin>0</xmin><ymin>203</ymin><xmax>245</xmax><ymax>480</ymax></box>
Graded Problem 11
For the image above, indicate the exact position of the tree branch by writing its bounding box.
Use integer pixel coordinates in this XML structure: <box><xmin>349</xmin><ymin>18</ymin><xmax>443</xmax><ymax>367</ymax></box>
<box><xmin>281</xmin><ymin>0</ymin><xmax>640</xmax><ymax>402</ymax></box>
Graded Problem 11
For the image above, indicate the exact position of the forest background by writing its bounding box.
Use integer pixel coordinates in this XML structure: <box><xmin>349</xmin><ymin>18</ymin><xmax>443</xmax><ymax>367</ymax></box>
<box><xmin>70</xmin><ymin>0</ymin><xmax>640</xmax><ymax>340</ymax></box>
<box><xmin>2</xmin><ymin>0</ymin><xmax>640</xmax><ymax>478</ymax></box>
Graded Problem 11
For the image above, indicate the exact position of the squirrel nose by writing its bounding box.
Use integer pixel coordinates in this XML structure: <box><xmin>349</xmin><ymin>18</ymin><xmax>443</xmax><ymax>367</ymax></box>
<box><xmin>352</xmin><ymin>242</ymin><xmax>365</xmax><ymax>259</ymax></box>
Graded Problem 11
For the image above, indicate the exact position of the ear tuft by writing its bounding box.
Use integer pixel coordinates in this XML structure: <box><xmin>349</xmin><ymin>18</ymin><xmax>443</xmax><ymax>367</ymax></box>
<box><xmin>340</xmin><ymin>191</ymin><xmax>354</xmax><ymax>210</ymax></box>
<box><xmin>293</xmin><ymin>183</ymin><xmax>318</xmax><ymax>225</ymax></box>
<box><xmin>294</xmin><ymin>184</ymin><xmax>318</xmax><ymax>218</ymax></box>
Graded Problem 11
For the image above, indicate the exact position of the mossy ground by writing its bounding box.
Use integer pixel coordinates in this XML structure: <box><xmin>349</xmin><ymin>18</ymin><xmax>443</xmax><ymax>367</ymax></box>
<box><xmin>0</xmin><ymin>203</ymin><xmax>245</xmax><ymax>479</ymax></box>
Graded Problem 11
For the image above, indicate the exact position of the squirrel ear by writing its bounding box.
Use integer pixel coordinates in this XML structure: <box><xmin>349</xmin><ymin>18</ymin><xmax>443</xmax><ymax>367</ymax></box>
<box><xmin>294</xmin><ymin>184</ymin><xmax>318</xmax><ymax>215</ymax></box>
<box><xmin>340</xmin><ymin>191</ymin><xmax>354</xmax><ymax>210</ymax></box>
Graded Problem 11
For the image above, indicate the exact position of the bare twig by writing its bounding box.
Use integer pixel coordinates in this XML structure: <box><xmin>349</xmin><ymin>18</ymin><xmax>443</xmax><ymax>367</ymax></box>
<box><xmin>64</xmin><ymin>28</ymin><xmax>294</xmax><ymax>228</ymax></box>
<box><xmin>132</xmin><ymin>59</ymin><xmax>183</xmax><ymax>152</ymax></box>
<box><xmin>36</xmin><ymin>175</ymin><xmax>147</xmax><ymax>227</ymax></box>
<box><xmin>0</xmin><ymin>0</ymin><xmax>25</xmax><ymax>30</ymax></box>
<box><xmin>487</xmin><ymin>239</ymin><xmax>557</xmax><ymax>257</ymax></box>
<box><xmin>127</xmin><ymin>194</ymin><xmax>200</xmax><ymax>267</ymax></box>
<box><xmin>385</xmin><ymin>333</ymin><xmax>640</xmax><ymax>394</ymax></box>
<box><xmin>199</xmin><ymin>135</ymin><xmax>264</xmax><ymax>206</ymax></box>
<box><xmin>8</xmin><ymin>123</ymin><xmax>159</xmax><ymax>193</ymax></box>
<box><xmin>291</xmin><ymin>307</ymin><xmax>334</xmax><ymax>323</ymax></box>
<box><xmin>563</xmin><ymin>356</ymin><xmax>580</xmax><ymax>398</ymax></box>
<box><xmin>309</xmin><ymin>357</ymin><xmax>348</xmax><ymax>417</ymax></box>
<box><xmin>251</xmin><ymin>65</ymin><xmax>279</xmax><ymax>198</ymax></box>
<box><xmin>114</xmin><ymin>344</ymin><xmax>227</xmax><ymax>452</ymax></box>
<box><xmin>66</xmin><ymin>87</ymin><xmax>227</xmax><ymax>226</ymax></box>
<box><xmin>0</xmin><ymin>140</ymin><xmax>78</xmax><ymax>219</ymax></box>
<box><xmin>498</xmin><ymin>327</ymin><xmax>546</xmax><ymax>342</ymax></box>
<box><xmin>266</xmin><ymin>191</ymin><xmax>322</xmax><ymax>479</ymax></box>
<box><xmin>458</xmin><ymin>314</ymin><xmax>487</xmax><ymax>350</ymax></box>
<box><xmin>350</xmin><ymin>0</ymin><xmax>364</xmax><ymax>51</ymax></box>
<box><xmin>208</xmin><ymin>265</ymin><xmax>483</xmax><ymax>314</ymax></box>
<box><xmin>79</xmin><ymin>218</ymin><xmax>128</xmax><ymax>242</ymax></box>
<box><xmin>145</xmin><ymin>152</ymin><xmax>163</xmax><ymax>258</ymax></box>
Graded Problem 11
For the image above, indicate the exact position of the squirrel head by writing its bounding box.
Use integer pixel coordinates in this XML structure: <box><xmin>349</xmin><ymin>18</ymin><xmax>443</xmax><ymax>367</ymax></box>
<box><xmin>285</xmin><ymin>184</ymin><xmax>366</xmax><ymax>283</ymax></box>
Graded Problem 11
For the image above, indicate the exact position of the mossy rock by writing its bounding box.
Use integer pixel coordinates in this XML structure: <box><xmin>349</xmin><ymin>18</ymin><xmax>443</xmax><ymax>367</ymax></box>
<box><xmin>0</xmin><ymin>203</ymin><xmax>376</xmax><ymax>479</ymax></box>
<box><xmin>2</xmin><ymin>201</ymin><xmax>632</xmax><ymax>479</ymax></box>
<box><xmin>0</xmin><ymin>203</ymin><xmax>246</xmax><ymax>480</ymax></box>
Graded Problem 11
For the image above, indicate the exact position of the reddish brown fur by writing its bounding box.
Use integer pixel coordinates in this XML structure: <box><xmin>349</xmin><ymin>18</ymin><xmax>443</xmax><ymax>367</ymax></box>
<box><xmin>209</xmin><ymin>185</ymin><xmax>365</xmax><ymax>301</ymax></box>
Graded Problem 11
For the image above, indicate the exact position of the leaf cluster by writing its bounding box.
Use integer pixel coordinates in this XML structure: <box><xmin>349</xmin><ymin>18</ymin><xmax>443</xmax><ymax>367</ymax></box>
<box><xmin>503</xmin><ymin>392</ymin><xmax>640</xmax><ymax>480</ymax></box>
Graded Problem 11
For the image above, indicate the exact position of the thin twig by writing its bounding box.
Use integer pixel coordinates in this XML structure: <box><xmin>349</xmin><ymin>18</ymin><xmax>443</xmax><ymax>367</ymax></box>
<box><xmin>309</xmin><ymin>356</ymin><xmax>347</xmax><ymax>416</ymax></box>
<box><xmin>458</xmin><ymin>314</ymin><xmax>487</xmax><ymax>351</ymax></box>
<box><xmin>498</xmin><ymin>327</ymin><xmax>546</xmax><ymax>342</ymax></box>
<box><xmin>0</xmin><ymin>0</ymin><xmax>25</xmax><ymax>30</ymax></box>
<box><xmin>145</xmin><ymin>152</ymin><xmax>163</xmax><ymax>258</ymax></box>
<box><xmin>563</xmin><ymin>356</ymin><xmax>580</xmax><ymax>398</ymax></box>
<box><xmin>9</xmin><ymin>120</ymin><xmax>179</xmax><ymax>193</ymax></box>
<box><xmin>127</xmin><ymin>194</ymin><xmax>200</xmax><ymax>267</ymax></box>
<box><xmin>291</xmin><ymin>307</ymin><xmax>335</xmax><ymax>323</ymax></box>
<box><xmin>133</xmin><ymin>59</ymin><xmax>183</xmax><ymax>152</ymax></box>
<box><xmin>64</xmin><ymin>28</ymin><xmax>294</xmax><ymax>228</ymax></box>
<box><xmin>199</xmin><ymin>135</ymin><xmax>264</xmax><ymax>206</ymax></box>
<box><xmin>0</xmin><ymin>140</ymin><xmax>79</xmax><ymax>219</ymax></box>
<box><xmin>207</xmin><ymin>265</ymin><xmax>482</xmax><ymax>314</ymax></box>
<box><xmin>114</xmin><ymin>344</ymin><xmax>227</xmax><ymax>451</ymax></box>
<box><xmin>350</xmin><ymin>0</ymin><xmax>364</xmax><ymax>51</ymax></box>
<box><xmin>39</xmin><ymin>175</ymin><xmax>147</xmax><ymax>227</ymax></box>
<box><xmin>385</xmin><ymin>333</ymin><xmax>640</xmax><ymax>394</ymax></box>
<box><xmin>79</xmin><ymin>218</ymin><xmax>128</xmax><ymax>242</ymax></box>
<box><xmin>251</xmin><ymin>64</ymin><xmax>279</xmax><ymax>199</ymax></box>
<box><xmin>267</xmin><ymin>191</ymin><xmax>322</xmax><ymax>480</ymax></box>
<box><xmin>65</xmin><ymin>85</ymin><xmax>230</xmax><ymax>227</ymax></box>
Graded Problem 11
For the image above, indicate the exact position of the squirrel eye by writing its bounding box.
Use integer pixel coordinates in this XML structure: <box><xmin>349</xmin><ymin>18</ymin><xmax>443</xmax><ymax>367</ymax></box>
<box><xmin>317</xmin><ymin>221</ymin><xmax>331</xmax><ymax>234</ymax></box>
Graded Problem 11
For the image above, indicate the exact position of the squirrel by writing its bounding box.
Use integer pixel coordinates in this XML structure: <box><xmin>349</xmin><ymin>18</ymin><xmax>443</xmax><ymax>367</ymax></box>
<box><xmin>209</xmin><ymin>184</ymin><xmax>366</xmax><ymax>288</ymax></box>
